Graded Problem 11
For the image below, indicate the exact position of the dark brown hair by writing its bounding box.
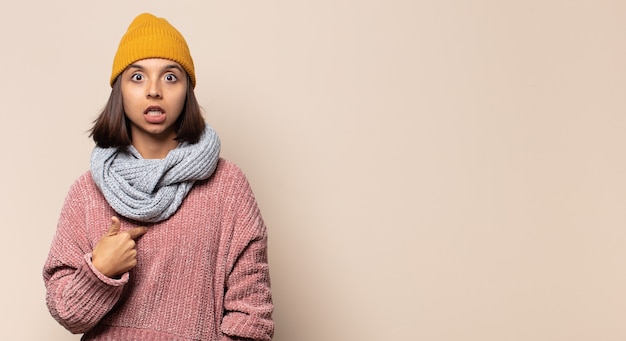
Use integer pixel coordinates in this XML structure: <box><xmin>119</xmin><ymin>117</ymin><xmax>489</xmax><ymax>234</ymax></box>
<box><xmin>89</xmin><ymin>75</ymin><xmax>206</xmax><ymax>148</ymax></box>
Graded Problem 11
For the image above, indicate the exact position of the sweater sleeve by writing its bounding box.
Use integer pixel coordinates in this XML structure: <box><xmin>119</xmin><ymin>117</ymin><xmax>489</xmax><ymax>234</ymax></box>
<box><xmin>220</xmin><ymin>171</ymin><xmax>274</xmax><ymax>341</ymax></box>
<box><xmin>43</xmin><ymin>176</ymin><xmax>128</xmax><ymax>334</ymax></box>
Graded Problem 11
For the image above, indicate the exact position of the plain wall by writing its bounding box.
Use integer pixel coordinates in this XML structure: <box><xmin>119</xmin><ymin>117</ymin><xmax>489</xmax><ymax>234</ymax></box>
<box><xmin>1</xmin><ymin>0</ymin><xmax>626</xmax><ymax>340</ymax></box>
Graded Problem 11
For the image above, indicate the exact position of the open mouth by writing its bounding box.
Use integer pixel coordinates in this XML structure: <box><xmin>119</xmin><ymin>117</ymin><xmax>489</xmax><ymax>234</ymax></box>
<box><xmin>143</xmin><ymin>106</ymin><xmax>167</xmax><ymax>124</ymax></box>
<box><xmin>144</xmin><ymin>106</ymin><xmax>165</xmax><ymax>115</ymax></box>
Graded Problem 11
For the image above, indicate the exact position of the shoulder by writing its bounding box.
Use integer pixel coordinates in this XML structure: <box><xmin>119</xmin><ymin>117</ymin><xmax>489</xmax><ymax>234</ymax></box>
<box><xmin>215</xmin><ymin>157</ymin><xmax>245</xmax><ymax>176</ymax></box>
<box><xmin>194</xmin><ymin>158</ymin><xmax>256</xmax><ymax>198</ymax></box>
<box><xmin>58</xmin><ymin>171</ymin><xmax>108</xmax><ymax>225</ymax></box>
<box><xmin>74</xmin><ymin>171</ymin><xmax>98</xmax><ymax>190</ymax></box>
<box><xmin>211</xmin><ymin>158</ymin><xmax>250</xmax><ymax>184</ymax></box>
<box><xmin>65</xmin><ymin>171</ymin><xmax>101</xmax><ymax>199</ymax></box>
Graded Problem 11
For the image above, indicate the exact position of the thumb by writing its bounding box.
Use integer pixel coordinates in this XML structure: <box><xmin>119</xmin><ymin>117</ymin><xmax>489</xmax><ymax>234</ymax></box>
<box><xmin>106</xmin><ymin>216</ymin><xmax>121</xmax><ymax>236</ymax></box>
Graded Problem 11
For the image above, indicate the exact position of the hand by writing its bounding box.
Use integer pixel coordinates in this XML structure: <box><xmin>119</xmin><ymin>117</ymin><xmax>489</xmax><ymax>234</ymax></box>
<box><xmin>92</xmin><ymin>216</ymin><xmax>147</xmax><ymax>278</ymax></box>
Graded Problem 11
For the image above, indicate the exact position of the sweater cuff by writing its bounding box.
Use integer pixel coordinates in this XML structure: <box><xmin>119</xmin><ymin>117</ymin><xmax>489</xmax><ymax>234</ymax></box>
<box><xmin>84</xmin><ymin>253</ymin><xmax>129</xmax><ymax>286</ymax></box>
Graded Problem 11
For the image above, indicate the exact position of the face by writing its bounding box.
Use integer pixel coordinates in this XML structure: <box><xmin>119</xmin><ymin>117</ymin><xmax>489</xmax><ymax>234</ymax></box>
<box><xmin>120</xmin><ymin>58</ymin><xmax>188</xmax><ymax>144</ymax></box>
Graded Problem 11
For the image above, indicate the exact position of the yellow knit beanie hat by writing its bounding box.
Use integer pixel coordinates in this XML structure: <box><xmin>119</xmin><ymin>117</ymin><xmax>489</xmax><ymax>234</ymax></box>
<box><xmin>110</xmin><ymin>13</ymin><xmax>196</xmax><ymax>88</ymax></box>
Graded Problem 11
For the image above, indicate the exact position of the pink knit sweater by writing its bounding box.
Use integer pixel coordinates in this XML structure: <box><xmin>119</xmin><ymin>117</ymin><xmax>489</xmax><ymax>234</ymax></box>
<box><xmin>43</xmin><ymin>158</ymin><xmax>274</xmax><ymax>340</ymax></box>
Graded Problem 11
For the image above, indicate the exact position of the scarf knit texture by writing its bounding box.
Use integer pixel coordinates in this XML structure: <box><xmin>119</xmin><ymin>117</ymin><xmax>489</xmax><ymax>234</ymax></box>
<box><xmin>43</xmin><ymin>159</ymin><xmax>274</xmax><ymax>340</ymax></box>
<box><xmin>90</xmin><ymin>126</ymin><xmax>221</xmax><ymax>223</ymax></box>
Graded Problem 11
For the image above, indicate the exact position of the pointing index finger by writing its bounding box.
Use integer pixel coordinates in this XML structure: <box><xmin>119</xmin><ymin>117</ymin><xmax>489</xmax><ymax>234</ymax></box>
<box><xmin>126</xmin><ymin>226</ymin><xmax>147</xmax><ymax>240</ymax></box>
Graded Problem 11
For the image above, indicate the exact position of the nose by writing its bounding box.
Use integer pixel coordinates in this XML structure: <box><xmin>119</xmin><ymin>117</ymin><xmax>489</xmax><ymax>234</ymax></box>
<box><xmin>147</xmin><ymin>80</ymin><xmax>162</xmax><ymax>99</ymax></box>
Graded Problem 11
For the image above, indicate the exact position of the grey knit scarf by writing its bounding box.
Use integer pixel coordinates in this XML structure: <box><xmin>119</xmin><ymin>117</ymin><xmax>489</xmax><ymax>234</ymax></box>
<box><xmin>90</xmin><ymin>126</ymin><xmax>221</xmax><ymax>223</ymax></box>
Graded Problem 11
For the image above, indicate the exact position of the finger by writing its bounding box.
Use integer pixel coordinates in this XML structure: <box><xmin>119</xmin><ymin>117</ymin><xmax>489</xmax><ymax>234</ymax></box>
<box><xmin>106</xmin><ymin>217</ymin><xmax>121</xmax><ymax>236</ymax></box>
<box><xmin>126</xmin><ymin>226</ymin><xmax>148</xmax><ymax>240</ymax></box>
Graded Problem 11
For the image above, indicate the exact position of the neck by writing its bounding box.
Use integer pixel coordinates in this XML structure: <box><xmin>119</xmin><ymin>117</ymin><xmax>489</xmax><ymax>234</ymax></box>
<box><xmin>131</xmin><ymin>131</ymin><xmax>179</xmax><ymax>159</ymax></box>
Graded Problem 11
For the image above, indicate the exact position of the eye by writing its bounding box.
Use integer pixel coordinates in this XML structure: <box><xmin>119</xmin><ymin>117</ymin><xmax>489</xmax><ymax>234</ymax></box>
<box><xmin>165</xmin><ymin>73</ymin><xmax>178</xmax><ymax>82</ymax></box>
<box><xmin>130</xmin><ymin>73</ymin><xmax>143</xmax><ymax>81</ymax></box>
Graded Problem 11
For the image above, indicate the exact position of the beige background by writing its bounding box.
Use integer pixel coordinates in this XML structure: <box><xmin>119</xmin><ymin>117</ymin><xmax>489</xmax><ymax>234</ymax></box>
<box><xmin>1</xmin><ymin>0</ymin><xmax>625</xmax><ymax>340</ymax></box>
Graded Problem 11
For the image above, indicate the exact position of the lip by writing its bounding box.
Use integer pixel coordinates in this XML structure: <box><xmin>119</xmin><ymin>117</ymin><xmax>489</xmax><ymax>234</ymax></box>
<box><xmin>143</xmin><ymin>105</ymin><xmax>167</xmax><ymax>124</ymax></box>
<box><xmin>144</xmin><ymin>106</ymin><xmax>166</xmax><ymax>114</ymax></box>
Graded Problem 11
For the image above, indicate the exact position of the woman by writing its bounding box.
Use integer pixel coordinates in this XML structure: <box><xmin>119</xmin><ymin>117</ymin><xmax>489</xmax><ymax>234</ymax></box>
<box><xmin>43</xmin><ymin>13</ymin><xmax>274</xmax><ymax>340</ymax></box>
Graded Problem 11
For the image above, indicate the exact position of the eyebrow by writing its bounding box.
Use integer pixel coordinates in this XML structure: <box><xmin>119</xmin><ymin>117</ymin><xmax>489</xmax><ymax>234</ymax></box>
<box><xmin>127</xmin><ymin>63</ymin><xmax>185</xmax><ymax>73</ymax></box>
